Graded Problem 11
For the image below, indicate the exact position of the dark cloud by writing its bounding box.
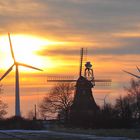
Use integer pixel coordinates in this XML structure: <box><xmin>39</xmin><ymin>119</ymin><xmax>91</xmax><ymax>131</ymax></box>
<box><xmin>38</xmin><ymin>42</ymin><xmax>140</xmax><ymax>56</ymax></box>
<box><xmin>1</xmin><ymin>0</ymin><xmax>140</xmax><ymax>36</ymax></box>
<box><xmin>0</xmin><ymin>0</ymin><xmax>140</xmax><ymax>56</ymax></box>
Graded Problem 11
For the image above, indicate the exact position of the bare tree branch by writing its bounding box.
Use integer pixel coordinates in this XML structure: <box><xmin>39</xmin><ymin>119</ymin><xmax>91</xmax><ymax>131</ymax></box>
<box><xmin>39</xmin><ymin>82</ymin><xmax>74</xmax><ymax>121</ymax></box>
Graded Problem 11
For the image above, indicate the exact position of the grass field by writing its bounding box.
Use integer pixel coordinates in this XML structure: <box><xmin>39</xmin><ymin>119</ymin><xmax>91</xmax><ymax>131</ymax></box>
<box><xmin>50</xmin><ymin>126</ymin><xmax>140</xmax><ymax>139</ymax></box>
<box><xmin>0</xmin><ymin>128</ymin><xmax>139</xmax><ymax>140</ymax></box>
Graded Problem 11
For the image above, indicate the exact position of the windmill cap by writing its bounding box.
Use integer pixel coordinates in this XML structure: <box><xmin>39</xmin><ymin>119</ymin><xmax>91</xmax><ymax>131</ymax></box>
<box><xmin>85</xmin><ymin>61</ymin><xmax>92</xmax><ymax>68</ymax></box>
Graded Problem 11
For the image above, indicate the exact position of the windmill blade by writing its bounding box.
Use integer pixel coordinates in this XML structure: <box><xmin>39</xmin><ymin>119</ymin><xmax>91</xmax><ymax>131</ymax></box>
<box><xmin>0</xmin><ymin>64</ymin><xmax>14</xmax><ymax>81</ymax></box>
<box><xmin>79</xmin><ymin>48</ymin><xmax>84</xmax><ymax>77</ymax></box>
<box><xmin>48</xmin><ymin>78</ymin><xmax>112</xmax><ymax>83</ymax></box>
<box><xmin>94</xmin><ymin>79</ymin><xmax>112</xmax><ymax>86</ymax></box>
<box><xmin>136</xmin><ymin>66</ymin><xmax>140</xmax><ymax>73</ymax></box>
<box><xmin>8</xmin><ymin>33</ymin><xmax>16</xmax><ymax>62</ymax></box>
<box><xmin>17</xmin><ymin>62</ymin><xmax>43</xmax><ymax>71</ymax></box>
<box><xmin>47</xmin><ymin>79</ymin><xmax>77</xmax><ymax>82</ymax></box>
<box><xmin>123</xmin><ymin>70</ymin><xmax>140</xmax><ymax>79</ymax></box>
<box><xmin>94</xmin><ymin>79</ymin><xmax>112</xmax><ymax>82</ymax></box>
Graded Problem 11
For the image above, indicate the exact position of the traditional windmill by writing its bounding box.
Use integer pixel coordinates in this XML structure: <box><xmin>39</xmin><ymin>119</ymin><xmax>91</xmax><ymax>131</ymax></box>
<box><xmin>0</xmin><ymin>33</ymin><xmax>42</xmax><ymax>117</ymax></box>
<box><xmin>47</xmin><ymin>48</ymin><xmax>111</xmax><ymax>125</ymax></box>
<box><xmin>123</xmin><ymin>66</ymin><xmax>140</xmax><ymax>79</ymax></box>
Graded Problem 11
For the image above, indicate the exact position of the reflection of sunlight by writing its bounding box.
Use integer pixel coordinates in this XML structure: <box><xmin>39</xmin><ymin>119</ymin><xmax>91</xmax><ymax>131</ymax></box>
<box><xmin>0</xmin><ymin>34</ymin><xmax>58</xmax><ymax>71</ymax></box>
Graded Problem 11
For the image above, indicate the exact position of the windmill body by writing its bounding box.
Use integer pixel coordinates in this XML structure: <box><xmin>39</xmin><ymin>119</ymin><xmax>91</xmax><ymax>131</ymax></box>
<box><xmin>70</xmin><ymin>76</ymin><xmax>99</xmax><ymax>125</ymax></box>
<box><xmin>72</xmin><ymin>76</ymin><xmax>96</xmax><ymax>110</ymax></box>
<box><xmin>0</xmin><ymin>33</ymin><xmax>42</xmax><ymax>117</ymax></box>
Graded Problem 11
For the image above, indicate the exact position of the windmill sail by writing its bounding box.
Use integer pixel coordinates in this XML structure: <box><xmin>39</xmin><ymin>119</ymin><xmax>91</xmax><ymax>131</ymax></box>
<box><xmin>79</xmin><ymin>48</ymin><xmax>83</xmax><ymax>77</ymax></box>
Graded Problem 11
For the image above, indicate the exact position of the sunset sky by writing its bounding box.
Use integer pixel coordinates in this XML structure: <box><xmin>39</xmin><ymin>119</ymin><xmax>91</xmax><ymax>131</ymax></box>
<box><xmin>0</xmin><ymin>0</ymin><xmax>140</xmax><ymax>117</ymax></box>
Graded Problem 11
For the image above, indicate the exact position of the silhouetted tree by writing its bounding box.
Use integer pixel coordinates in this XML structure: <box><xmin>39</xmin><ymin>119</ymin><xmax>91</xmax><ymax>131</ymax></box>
<box><xmin>39</xmin><ymin>83</ymin><xmax>74</xmax><ymax>121</ymax></box>
<box><xmin>101</xmin><ymin>103</ymin><xmax>114</xmax><ymax>117</ymax></box>
<box><xmin>0</xmin><ymin>84</ymin><xmax>7</xmax><ymax>119</ymax></box>
<box><xmin>115</xmin><ymin>96</ymin><xmax>132</xmax><ymax>120</ymax></box>
<box><xmin>125</xmin><ymin>79</ymin><xmax>140</xmax><ymax>119</ymax></box>
<box><xmin>0</xmin><ymin>100</ymin><xmax>8</xmax><ymax>119</ymax></box>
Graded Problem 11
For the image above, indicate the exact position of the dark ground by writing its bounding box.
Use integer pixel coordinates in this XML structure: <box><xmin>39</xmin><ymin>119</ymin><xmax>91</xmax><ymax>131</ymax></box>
<box><xmin>0</xmin><ymin>129</ymin><xmax>138</xmax><ymax>140</ymax></box>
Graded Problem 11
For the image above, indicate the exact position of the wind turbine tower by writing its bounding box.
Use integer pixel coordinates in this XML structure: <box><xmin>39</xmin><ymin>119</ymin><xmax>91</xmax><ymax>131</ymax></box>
<box><xmin>0</xmin><ymin>33</ymin><xmax>42</xmax><ymax>117</ymax></box>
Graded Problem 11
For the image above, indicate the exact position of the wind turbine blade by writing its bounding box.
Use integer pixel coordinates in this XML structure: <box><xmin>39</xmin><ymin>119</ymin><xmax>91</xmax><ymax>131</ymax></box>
<box><xmin>8</xmin><ymin>33</ymin><xmax>15</xmax><ymax>62</ymax></box>
<box><xmin>123</xmin><ymin>70</ymin><xmax>140</xmax><ymax>79</ymax></box>
<box><xmin>17</xmin><ymin>62</ymin><xmax>43</xmax><ymax>71</ymax></box>
<box><xmin>0</xmin><ymin>64</ymin><xmax>14</xmax><ymax>81</ymax></box>
<box><xmin>136</xmin><ymin>66</ymin><xmax>140</xmax><ymax>73</ymax></box>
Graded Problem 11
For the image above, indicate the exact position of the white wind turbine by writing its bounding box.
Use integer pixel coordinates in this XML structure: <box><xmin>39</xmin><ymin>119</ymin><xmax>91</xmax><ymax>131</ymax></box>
<box><xmin>123</xmin><ymin>66</ymin><xmax>140</xmax><ymax>79</ymax></box>
<box><xmin>0</xmin><ymin>33</ymin><xmax>43</xmax><ymax>117</ymax></box>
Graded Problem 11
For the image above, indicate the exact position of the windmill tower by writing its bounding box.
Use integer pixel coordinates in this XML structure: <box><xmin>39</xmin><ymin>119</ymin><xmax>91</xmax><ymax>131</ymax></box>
<box><xmin>0</xmin><ymin>33</ymin><xmax>42</xmax><ymax>117</ymax></box>
<box><xmin>123</xmin><ymin>66</ymin><xmax>140</xmax><ymax>79</ymax></box>
<box><xmin>47</xmin><ymin>48</ymin><xmax>111</xmax><ymax>125</ymax></box>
